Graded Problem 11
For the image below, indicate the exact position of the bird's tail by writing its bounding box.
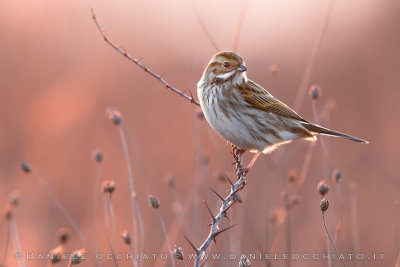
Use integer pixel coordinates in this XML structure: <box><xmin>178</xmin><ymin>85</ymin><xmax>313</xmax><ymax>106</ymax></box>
<box><xmin>301</xmin><ymin>122</ymin><xmax>369</xmax><ymax>144</ymax></box>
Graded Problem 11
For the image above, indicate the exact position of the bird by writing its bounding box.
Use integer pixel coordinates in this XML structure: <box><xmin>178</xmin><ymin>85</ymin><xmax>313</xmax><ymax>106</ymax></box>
<box><xmin>197</xmin><ymin>51</ymin><xmax>368</xmax><ymax>172</ymax></box>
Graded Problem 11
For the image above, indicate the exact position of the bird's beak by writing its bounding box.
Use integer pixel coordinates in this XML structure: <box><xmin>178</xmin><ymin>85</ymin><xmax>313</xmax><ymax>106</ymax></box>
<box><xmin>237</xmin><ymin>64</ymin><xmax>247</xmax><ymax>72</ymax></box>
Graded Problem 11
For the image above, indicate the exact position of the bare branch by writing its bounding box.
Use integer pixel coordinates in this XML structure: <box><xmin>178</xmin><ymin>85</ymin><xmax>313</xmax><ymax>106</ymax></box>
<box><xmin>194</xmin><ymin>148</ymin><xmax>247</xmax><ymax>267</ymax></box>
<box><xmin>91</xmin><ymin>9</ymin><xmax>200</xmax><ymax>106</ymax></box>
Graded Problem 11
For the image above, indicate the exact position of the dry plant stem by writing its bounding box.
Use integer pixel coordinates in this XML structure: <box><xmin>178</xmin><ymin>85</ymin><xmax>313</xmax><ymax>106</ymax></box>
<box><xmin>102</xmin><ymin>194</ymin><xmax>119</xmax><ymax>267</ymax></box>
<box><xmin>30</xmin><ymin>172</ymin><xmax>98</xmax><ymax>266</ymax></box>
<box><xmin>93</xmin><ymin>163</ymin><xmax>103</xmax><ymax>253</ymax></box>
<box><xmin>334</xmin><ymin>182</ymin><xmax>344</xmax><ymax>243</ymax></box>
<box><xmin>1</xmin><ymin>220</ymin><xmax>10</xmax><ymax>265</ymax></box>
<box><xmin>108</xmin><ymin>196</ymin><xmax>119</xmax><ymax>254</ymax></box>
<box><xmin>118</xmin><ymin>126</ymin><xmax>142</xmax><ymax>267</ymax></box>
<box><xmin>322</xmin><ymin>212</ymin><xmax>347</xmax><ymax>267</ymax></box>
<box><xmin>91</xmin><ymin>9</ymin><xmax>200</xmax><ymax>107</ymax></box>
<box><xmin>191</xmin><ymin>6</ymin><xmax>220</xmax><ymax>51</ymax></box>
<box><xmin>350</xmin><ymin>184</ymin><xmax>360</xmax><ymax>267</ymax></box>
<box><xmin>9</xmin><ymin>217</ymin><xmax>25</xmax><ymax>267</ymax></box>
<box><xmin>194</xmin><ymin>148</ymin><xmax>246</xmax><ymax>267</ymax></box>
<box><xmin>293</xmin><ymin>0</ymin><xmax>334</xmax><ymax>111</ymax></box>
<box><xmin>160</xmin><ymin>215</ymin><xmax>176</xmax><ymax>267</ymax></box>
<box><xmin>231</xmin><ymin>2</ymin><xmax>247</xmax><ymax>52</ymax></box>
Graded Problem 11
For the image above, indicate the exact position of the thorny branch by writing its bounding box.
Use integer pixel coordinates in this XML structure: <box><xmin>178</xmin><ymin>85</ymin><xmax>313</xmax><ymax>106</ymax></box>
<box><xmin>191</xmin><ymin>146</ymin><xmax>247</xmax><ymax>267</ymax></box>
<box><xmin>91</xmin><ymin>9</ymin><xmax>200</xmax><ymax>107</ymax></box>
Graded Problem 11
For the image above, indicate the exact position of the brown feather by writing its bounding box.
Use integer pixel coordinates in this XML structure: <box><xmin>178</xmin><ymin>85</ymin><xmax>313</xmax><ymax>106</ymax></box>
<box><xmin>239</xmin><ymin>79</ymin><xmax>308</xmax><ymax>123</ymax></box>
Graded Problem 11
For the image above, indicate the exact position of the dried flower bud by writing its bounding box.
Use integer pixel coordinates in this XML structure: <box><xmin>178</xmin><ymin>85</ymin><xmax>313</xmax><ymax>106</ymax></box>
<box><xmin>21</xmin><ymin>162</ymin><xmax>31</xmax><ymax>173</ymax></box>
<box><xmin>102</xmin><ymin>180</ymin><xmax>115</xmax><ymax>194</ymax></box>
<box><xmin>309</xmin><ymin>85</ymin><xmax>321</xmax><ymax>100</ymax></box>
<box><xmin>269</xmin><ymin>64</ymin><xmax>278</xmax><ymax>73</ymax></box>
<box><xmin>270</xmin><ymin>208</ymin><xmax>286</xmax><ymax>226</ymax></box>
<box><xmin>288</xmin><ymin>169</ymin><xmax>297</xmax><ymax>183</ymax></box>
<box><xmin>49</xmin><ymin>245</ymin><xmax>65</xmax><ymax>263</ymax></box>
<box><xmin>106</xmin><ymin>107</ymin><xmax>122</xmax><ymax>125</ymax></box>
<box><xmin>333</xmin><ymin>170</ymin><xmax>342</xmax><ymax>183</ymax></box>
<box><xmin>290</xmin><ymin>195</ymin><xmax>300</xmax><ymax>206</ymax></box>
<box><xmin>165</xmin><ymin>175</ymin><xmax>176</xmax><ymax>188</ymax></box>
<box><xmin>57</xmin><ymin>228</ymin><xmax>70</xmax><ymax>244</ymax></box>
<box><xmin>3</xmin><ymin>204</ymin><xmax>13</xmax><ymax>220</ymax></box>
<box><xmin>239</xmin><ymin>256</ymin><xmax>251</xmax><ymax>267</ymax></box>
<box><xmin>70</xmin><ymin>248</ymin><xmax>86</xmax><ymax>264</ymax></box>
<box><xmin>172</xmin><ymin>245</ymin><xmax>184</xmax><ymax>260</ymax></box>
<box><xmin>148</xmin><ymin>195</ymin><xmax>160</xmax><ymax>209</ymax></box>
<box><xmin>93</xmin><ymin>150</ymin><xmax>103</xmax><ymax>163</ymax></box>
<box><xmin>9</xmin><ymin>191</ymin><xmax>20</xmax><ymax>207</ymax></box>
<box><xmin>317</xmin><ymin>181</ymin><xmax>329</xmax><ymax>196</ymax></box>
<box><xmin>320</xmin><ymin>198</ymin><xmax>329</xmax><ymax>212</ymax></box>
<box><xmin>121</xmin><ymin>230</ymin><xmax>131</xmax><ymax>245</ymax></box>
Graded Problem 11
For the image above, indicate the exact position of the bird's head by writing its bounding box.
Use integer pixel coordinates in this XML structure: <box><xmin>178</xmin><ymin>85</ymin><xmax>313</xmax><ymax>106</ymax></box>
<box><xmin>201</xmin><ymin>51</ymin><xmax>247</xmax><ymax>85</ymax></box>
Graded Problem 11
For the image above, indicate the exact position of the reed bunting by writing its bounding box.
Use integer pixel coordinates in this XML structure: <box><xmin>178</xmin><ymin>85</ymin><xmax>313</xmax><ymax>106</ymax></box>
<box><xmin>197</xmin><ymin>52</ymin><xmax>368</xmax><ymax>171</ymax></box>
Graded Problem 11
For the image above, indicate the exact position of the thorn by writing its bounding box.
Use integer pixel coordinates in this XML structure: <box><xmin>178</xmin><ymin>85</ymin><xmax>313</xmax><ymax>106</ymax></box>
<box><xmin>183</xmin><ymin>234</ymin><xmax>198</xmax><ymax>254</ymax></box>
<box><xmin>203</xmin><ymin>200</ymin><xmax>215</xmax><ymax>222</ymax></box>
<box><xmin>212</xmin><ymin>224</ymin><xmax>236</xmax><ymax>244</ymax></box>
<box><xmin>224</xmin><ymin>173</ymin><xmax>234</xmax><ymax>186</ymax></box>
<box><xmin>208</xmin><ymin>187</ymin><xmax>224</xmax><ymax>201</ymax></box>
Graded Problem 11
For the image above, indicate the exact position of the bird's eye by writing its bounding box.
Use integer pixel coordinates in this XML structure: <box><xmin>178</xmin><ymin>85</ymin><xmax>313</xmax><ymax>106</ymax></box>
<box><xmin>223</xmin><ymin>62</ymin><xmax>230</xmax><ymax>68</ymax></box>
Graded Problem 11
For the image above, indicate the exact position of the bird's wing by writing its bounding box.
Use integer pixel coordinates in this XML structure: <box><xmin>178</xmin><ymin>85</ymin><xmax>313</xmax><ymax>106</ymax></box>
<box><xmin>238</xmin><ymin>80</ymin><xmax>308</xmax><ymax>122</ymax></box>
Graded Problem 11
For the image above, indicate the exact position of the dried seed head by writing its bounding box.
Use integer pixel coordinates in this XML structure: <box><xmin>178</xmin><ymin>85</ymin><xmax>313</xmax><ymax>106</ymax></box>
<box><xmin>333</xmin><ymin>170</ymin><xmax>342</xmax><ymax>183</ymax></box>
<box><xmin>20</xmin><ymin>162</ymin><xmax>31</xmax><ymax>173</ymax></box>
<box><xmin>309</xmin><ymin>85</ymin><xmax>321</xmax><ymax>100</ymax></box>
<box><xmin>165</xmin><ymin>175</ymin><xmax>176</xmax><ymax>188</ymax></box>
<box><xmin>269</xmin><ymin>64</ymin><xmax>278</xmax><ymax>73</ymax></box>
<box><xmin>270</xmin><ymin>208</ymin><xmax>286</xmax><ymax>226</ymax></box>
<box><xmin>290</xmin><ymin>195</ymin><xmax>301</xmax><ymax>207</ymax></box>
<box><xmin>121</xmin><ymin>230</ymin><xmax>131</xmax><ymax>245</ymax></box>
<box><xmin>3</xmin><ymin>204</ymin><xmax>13</xmax><ymax>220</ymax></box>
<box><xmin>106</xmin><ymin>107</ymin><xmax>122</xmax><ymax>125</ymax></box>
<box><xmin>320</xmin><ymin>198</ymin><xmax>329</xmax><ymax>212</ymax></box>
<box><xmin>239</xmin><ymin>256</ymin><xmax>251</xmax><ymax>267</ymax></box>
<box><xmin>288</xmin><ymin>169</ymin><xmax>297</xmax><ymax>183</ymax></box>
<box><xmin>317</xmin><ymin>181</ymin><xmax>329</xmax><ymax>196</ymax></box>
<box><xmin>93</xmin><ymin>150</ymin><xmax>103</xmax><ymax>163</ymax></box>
<box><xmin>70</xmin><ymin>248</ymin><xmax>86</xmax><ymax>264</ymax></box>
<box><xmin>172</xmin><ymin>245</ymin><xmax>184</xmax><ymax>261</ymax></box>
<box><xmin>57</xmin><ymin>228</ymin><xmax>70</xmax><ymax>244</ymax></box>
<box><xmin>49</xmin><ymin>245</ymin><xmax>65</xmax><ymax>263</ymax></box>
<box><xmin>148</xmin><ymin>195</ymin><xmax>160</xmax><ymax>209</ymax></box>
<box><xmin>102</xmin><ymin>180</ymin><xmax>115</xmax><ymax>194</ymax></box>
<box><xmin>8</xmin><ymin>191</ymin><xmax>20</xmax><ymax>207</ymax></box>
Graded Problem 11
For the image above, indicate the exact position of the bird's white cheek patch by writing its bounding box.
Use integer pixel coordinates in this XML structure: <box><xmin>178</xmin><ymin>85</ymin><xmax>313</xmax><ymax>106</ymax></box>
<box><xmin>216</xmin><ymin>70</ymin><xmax>236</xmax><ymax>79</ymax></box>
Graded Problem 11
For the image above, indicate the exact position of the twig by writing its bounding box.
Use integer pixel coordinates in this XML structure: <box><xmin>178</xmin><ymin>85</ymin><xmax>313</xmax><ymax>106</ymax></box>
<box><xmin>1</xmin><ymin>220</ymin><xmax>10</xmax><ymax>265</ymax></box>
<box><xmin>9</xmin><ymin>217</ymin><xmax>25</xmax><ymax>267</ymax></box>
<box><xmin>191</xmin><ymin>6</ymin><xmax>220</xmax><ymax>51</ymax></box>
<box><xmin>322</xmin><ymin>212</ymin><xmax>347</xmax><ymax>267</ymax></box>
<box><xmin>118</xmin><ymin>126</ymin><xmax>142</xmax><ymax>267</ymax></box>
<box><xmin>90</xmin><ymin>9</ymin><xmax>200</xmax><ymax>106</ymax></box>
<box><xmin>231</xmin><ymin>2</ymin><xmax>247</xmax><ymax>52</ymax></box>
<box><xmin>160</xmin><ymin>215</ymin><xmax>176</xmax><ymax>267</ymax></box>
<box><xmin>102</xmin><ymin>193</ymin><xmax>119</xmax><ymax>267</ymax></box>
<box><xmin>28</xmin><ymin>171</ymin><xmax>98</xmax><ymax>266</ymax></box>
<box><xmin>193</xmin><ymin>146</ymin><xmax>247</xmax><ymax>267</ymax></box>
<box><xmin>292</xmin><ymin>0</ymin><xmax>334</xmax><ymax>111</ymax></box>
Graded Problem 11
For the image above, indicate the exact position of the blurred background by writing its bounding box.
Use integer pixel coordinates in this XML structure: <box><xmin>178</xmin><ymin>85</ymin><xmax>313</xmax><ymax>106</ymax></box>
<box><xmin>1</xmin><ymin>0</ymin><xmax>399</xmax><ymax>266</ymax></box>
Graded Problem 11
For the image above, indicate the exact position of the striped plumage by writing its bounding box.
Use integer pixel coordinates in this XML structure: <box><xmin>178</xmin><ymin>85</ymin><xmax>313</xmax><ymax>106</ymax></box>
<box><xmin>197</xmin><ymin>51</ymin><xmax>368</xmax><ymax>155</ymax></box>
